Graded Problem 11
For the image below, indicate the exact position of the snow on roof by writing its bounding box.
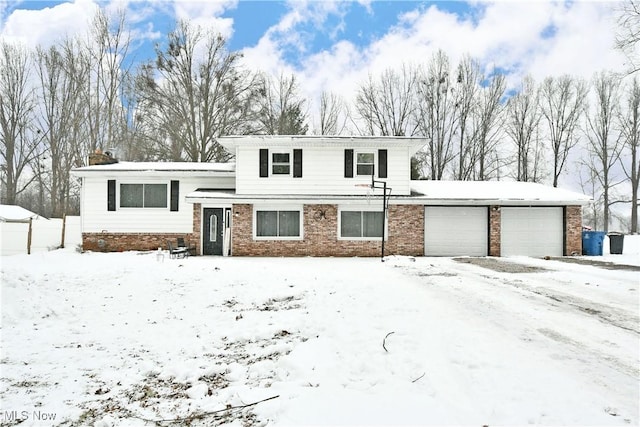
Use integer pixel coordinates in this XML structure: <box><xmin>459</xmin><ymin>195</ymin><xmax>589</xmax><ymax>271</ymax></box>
<box><xmin>218</xmin><ymin>135</ymin><xmax>427</xmax><ymax>155</ymax></box>
<box><xmin>410</xmin><ymin>180</ymin><xmax>592</xmax><ymax>204</ymax></box>
<box><xmin>0</xmin><ymin>204</ymin><xmax>44</xmax><ymax>221</ymax></box>
<box><xmin>72</xmin><ymin>162</ymin><xmax>236</xmax><ymax>176</ymax></box>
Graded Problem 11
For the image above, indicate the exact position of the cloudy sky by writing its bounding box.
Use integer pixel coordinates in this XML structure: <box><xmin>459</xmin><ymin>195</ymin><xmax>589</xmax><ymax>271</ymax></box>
<box><xmin>0</xmin><ymin>0</ymin><xmax>630</xmax><ymax>109</ymax></box>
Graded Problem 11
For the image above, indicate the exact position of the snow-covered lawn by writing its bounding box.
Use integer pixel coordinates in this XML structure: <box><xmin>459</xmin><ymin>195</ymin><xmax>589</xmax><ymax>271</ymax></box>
<box><xmin>1</xmin><ymin>239</ymin><xmax>638</xmax><ymax>426</ymax></box>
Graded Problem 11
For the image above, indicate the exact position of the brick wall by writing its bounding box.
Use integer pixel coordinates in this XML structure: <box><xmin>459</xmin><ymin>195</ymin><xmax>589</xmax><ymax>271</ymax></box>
<box><xmin>489</xmin><ymin>206</ymin><xmax>501</xmax><ymax>256</ymax></box>
<box><xmin>192</xmin><ymin>203</ymin><xmax>202</xmax><ymax>255</ymax></box>
<box><xmin>565</xmin><ymin>205</ymin><xmax>582</xmax><ymax>255</ymax></box>
<box><xmin>82</xmin><ymin>232</ymin><xmax>197</xmax><ymax>252</ymax></box>
<box><xmin>231</xmin><ymin>203</ymin><xmax>424</xmax><ymax>257</ymax></box>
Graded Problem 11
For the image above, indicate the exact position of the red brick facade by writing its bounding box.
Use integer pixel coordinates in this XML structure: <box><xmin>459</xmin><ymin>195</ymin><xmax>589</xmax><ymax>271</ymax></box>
<box><xmin>82</xmin><ymin>232</ymin><xmax>198</xmax><ymax>252</ymax></box>
<box><xmin>565</xmin><ymin>205</ymin><xmax>583</xmax><ymax>255</ymax></box>
<box><xmin>83</xmin><ymin>203</ymin><xmax>582</xmax><ymax>257</ymax></box>
<box><xmin>230</xmin><ymin>203</ymin><xmax>424</xmax><ymax>257</ymax></box>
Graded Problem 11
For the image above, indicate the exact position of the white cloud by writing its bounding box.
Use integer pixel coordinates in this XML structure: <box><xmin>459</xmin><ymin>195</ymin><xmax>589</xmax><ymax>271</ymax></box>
<box><xmin>0</xmin><ymin>0</ymin><xmax>99</xmax><ymax>48</ymax></box>
<box><xmin>172</xmin><ymin>0</ymin><xmax>237</xmax><ymax>39</ymax></box>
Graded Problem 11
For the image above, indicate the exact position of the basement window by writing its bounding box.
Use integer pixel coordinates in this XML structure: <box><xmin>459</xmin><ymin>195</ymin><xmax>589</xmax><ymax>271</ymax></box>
<box><xmin>120</xmin><ymin>184</ymin><xmax>167</xmax><ymax>208</ymax></box>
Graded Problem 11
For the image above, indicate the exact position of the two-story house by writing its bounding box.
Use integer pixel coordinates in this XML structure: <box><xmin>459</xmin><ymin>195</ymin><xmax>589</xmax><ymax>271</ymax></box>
<box><xmin>72</xmin><ymin>136</ymin><xmax>591</xmax><ymax>257</ymax></box>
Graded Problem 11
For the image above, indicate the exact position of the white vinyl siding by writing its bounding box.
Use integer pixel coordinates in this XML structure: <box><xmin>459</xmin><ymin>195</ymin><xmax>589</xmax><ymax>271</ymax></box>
<box><xmin>501</xmin><ymin>207</ymin><xmax>563</xmax><ymax>257</ymax></box>
<box><xmin>235</xmin><ymin>146</ymin><xmax>412</xmax><ymax>196</ymax></box>
<box><xmin>80</xmin><ymin>176</ymin><xmax>234</xmax><ymax>233</ymax></box>
<box><xmin>424</xmin><ymin>206</ymin><xmax>488</xmax><ymax>256</ymax></box>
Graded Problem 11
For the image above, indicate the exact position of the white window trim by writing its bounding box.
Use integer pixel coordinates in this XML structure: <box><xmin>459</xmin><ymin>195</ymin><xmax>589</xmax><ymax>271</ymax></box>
<box><xmin>118</xmin><ymin>182</ymin><xmax>169</xmax><ymax>209</ymax></box>
<box><xmin>355</xmin><ymin>150</ymin><xmax>376</xmax><ymax>177</ymax></box>
<box><xmin>337</xmin><ymin>205</ymin><xmax>387</xmax><ymax>241</ymax></box>
<box><xmin>253</xmin><ymin>204</ymin><xmax>304</xmax><ymax>240</ymax></box>
<box><xmin>270</xmin><ymin>150</ymin><xmax>293</xmax><ymax>177</ymax></box>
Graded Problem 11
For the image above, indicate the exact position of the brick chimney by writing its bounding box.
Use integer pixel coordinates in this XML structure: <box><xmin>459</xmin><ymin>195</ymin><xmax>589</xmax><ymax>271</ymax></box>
<box><xmin>88</xmin><ymin>150</ymin><xmax>118</xmax><ymax>166</ymax></box>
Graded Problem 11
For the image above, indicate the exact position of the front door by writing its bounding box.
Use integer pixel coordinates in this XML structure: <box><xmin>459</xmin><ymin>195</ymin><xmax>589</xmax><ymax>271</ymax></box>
<box><xmin>203</xmin><ymin>208</ymin><xmax>224</xmax><ymax>255</ymax></box>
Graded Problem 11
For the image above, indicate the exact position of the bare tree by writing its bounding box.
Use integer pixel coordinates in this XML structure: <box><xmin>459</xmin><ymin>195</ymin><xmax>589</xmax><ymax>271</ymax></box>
<box><xmin>452</xmin><ymin>55</ymin><xmax>480</xmax><ymax>180</ymax></box>
<box><xmin>616</xmin><ymin>0</ymin><xmax>640</xmax><ymax>74</ymax></box>
<box><xmin>505</xmin><ymin>75</ymin><xmax>544</xmax><ymax>182</ymax></box>
<box><xmin>317</xmin><ymin>90</ymin><xmax>347</xmax><ymax>135</ymax></box>
<box><xmin>137</xmin><ymin>20</ymin><xmax>258</xmax><ymax>162</ymax></box>
<box><xmin>618</xmin><ymin>76</ymin><xmax>640</xmax><ymax>232</ymax></box>
<box><xmin>585</xmin><ymin>71</ymin><xmax>625</xmax><ymax>232</ymax></box>
<box><xmin>354</xmin><ymin>64</ymin><xmax>418</xmax><ymax>136</ymax></box>
<box><xmin>470</xmin><ymin>72</ymin><xmax>506</xmax><ymax>180</ymax></box>
<box><xmin>0</xmin><ymin>42</ymin><xmax>40</xmax><ymax>205</ymax></box>
<box><xmin>539</xmin><ymin>75</ymin><xmax>588</xmax><ymax>187</ymax></box>
<box><xmin>34</xmin><ymin>38</ymin><xmax>89</xmax><ymax>217</ymax></box>
<box><xmin>256</xmin><ymin>72</ymin><xmax>308</xmax><ymax>135</ymax></box>
<box><xmin>414</xmin><ymin>50</ymin><xmax>458</xmax><ymax>180</ymax></box>
<box><xmin>84</xmin><ymin>9</ymin><xmax>131</xmax><ymax>154</ymax></box>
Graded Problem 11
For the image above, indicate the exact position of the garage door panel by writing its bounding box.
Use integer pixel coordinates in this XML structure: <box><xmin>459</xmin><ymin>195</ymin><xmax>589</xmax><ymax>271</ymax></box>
<box><xmin>425</xmin><ymin>206</ymin><xmax>488</xmax><ymax>256</ymax></box>
<box><xmin>501</xmin><ymin>207</ymin><xmax>563</xmax><ymax>257</ymax></box>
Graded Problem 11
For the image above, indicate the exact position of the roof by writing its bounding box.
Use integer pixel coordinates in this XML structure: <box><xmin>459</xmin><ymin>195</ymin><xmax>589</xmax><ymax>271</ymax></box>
<box><xmin>185</xmin><ymin>180</ymin><xmax>591</xmax><ymax>206</ymax></box>
<box><xmin>218</xmin><ymin>135</ymin><xmax>427</xmax><ymax>155</ymax></box>
<box><xmin>72</xmin><ymin>162</ymin><xmax>236</xmax><ymax>177</ymax></box>
<box><xmin>0</xmin><ymin>204</ymin><xmax>45</xmax><ymax>222</ymax></box>
<box><xmin>410</xmin><ymin>180</ymin><xmax>592</xmax><ymax>205</ymax></box>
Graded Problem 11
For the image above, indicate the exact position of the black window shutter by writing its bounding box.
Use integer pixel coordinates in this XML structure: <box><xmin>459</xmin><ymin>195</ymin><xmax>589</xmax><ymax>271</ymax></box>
<box><xmin>378</xmin><ymin>149</ymin><xmax>388</xmax><ymax>178</ymax></box>
<box><xmin>107</xmin><ymin>180</ymin><xmax>116</xmax><ymax>211</ymax></box>
<box><xmin>344</xmin><ymin>149</ymin><xmax>354</xmax><ymax>178</ymax></box>
<box><xmin>259</xmin><ymin>149</ymin><xmax>269</xmax><ymax>177</ymax></box>
<box><xmin>293</xmin><ymin>149</ymin><xmax>303</xmax><ymax>178</ymax></box>
<box><xmin>170</xmin><ymin>180</ymin><xmax>179</xmax><ymax>211</ymax></box>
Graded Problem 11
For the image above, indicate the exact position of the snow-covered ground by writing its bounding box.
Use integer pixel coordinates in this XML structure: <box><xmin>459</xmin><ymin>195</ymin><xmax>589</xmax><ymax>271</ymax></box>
<box><xmin>1</xmin><ymin>237</ymin><xmax>638</xmax><ymax>426</ymax></box>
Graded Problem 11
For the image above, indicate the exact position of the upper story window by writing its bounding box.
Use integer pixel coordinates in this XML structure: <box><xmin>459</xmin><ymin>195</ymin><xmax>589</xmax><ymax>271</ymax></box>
<box><xmin>260</xmin><ymin>148</ymin><xmax>303</xmax><ymax>178</ymax></box>
<box><xmin>272</xmin><ymin>152</ymin><xmax>291</xmax><ymax>175</ymax></box>
<box><xmin>356</xmin><ymin>152</ymin><xmax>375</xmax><ymax>176</ymax></box>
<box><xmin>120</xmin><ymin>183</ymin><xmax>167</xmax><ymax>208</ymax></box>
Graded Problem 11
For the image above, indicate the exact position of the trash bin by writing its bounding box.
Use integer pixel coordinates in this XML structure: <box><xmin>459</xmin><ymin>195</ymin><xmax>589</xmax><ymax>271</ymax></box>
<box><xmin>582</xmin><ymin>231</ymin><xmax>606</xmax><ymax>256</ymax></box>
<box><xmin>608</xmin><ymin>232</ymin><xmax>624</xmax><ymax>255</ymax></box>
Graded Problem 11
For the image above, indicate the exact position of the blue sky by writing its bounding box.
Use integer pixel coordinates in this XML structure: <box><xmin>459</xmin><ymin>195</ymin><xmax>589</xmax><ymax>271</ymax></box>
<box><xmin>0</xmin><ymin>1</ymin><xmax>630</xmax><ymax>113</ymax></box>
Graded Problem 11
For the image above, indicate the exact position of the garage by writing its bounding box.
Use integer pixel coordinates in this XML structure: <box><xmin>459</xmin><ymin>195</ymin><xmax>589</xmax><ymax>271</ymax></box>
<box><xmin>501</xmin><ymin>207</ymin><xmax>563</xmax><ymax>257</ymax></box>
<box><xmin>424</xmin><ymin>206</ymin><xmax>488</xmax><ymax>256</ymax></box>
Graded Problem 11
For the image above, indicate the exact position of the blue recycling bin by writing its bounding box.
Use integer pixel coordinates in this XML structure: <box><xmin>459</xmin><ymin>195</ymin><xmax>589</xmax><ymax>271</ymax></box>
<box><xmin>582</xmin><ymin>231</ymin><xmax>606</xmax><ymax>256</ymax></box>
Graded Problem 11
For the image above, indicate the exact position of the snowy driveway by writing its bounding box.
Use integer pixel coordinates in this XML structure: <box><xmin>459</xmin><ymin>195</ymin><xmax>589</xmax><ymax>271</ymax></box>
<box><xmin>1</xmin><ymin>250</ymin><xmax>638</xmax><ymax>426</ymax></box>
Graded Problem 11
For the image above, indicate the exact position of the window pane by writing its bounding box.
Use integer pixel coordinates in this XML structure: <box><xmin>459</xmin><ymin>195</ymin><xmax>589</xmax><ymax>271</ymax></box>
<box><xmin>120</xmin><ymin>184</ymin><xmax>143</xmax><ymax>207</ymax></box>
<box><xmin>363</xmin><ymin>211</ymin><xmax>383</xmax><ymax>237</ymax></box>
<box><xmin>257</xmin><ymin>211</ymin><xmax>278</xmax><ymax>236</ymax></box>
<box><xmin>272</xmin><ymin>153</ymin><xmax>290</xmax><ymax>163</ymax></box>
<box><xmin>144</xmin><ymin>184</ymin><xmax>167</xmax><ymax>208</ymax></box>
<box><xmin>279</xmin><ymin>211</ymin><xmax>300</xmax><ymax>237</ymax></box>
<box><xmin>357</xmin><ymin>164</ymin><xmax>374</xmax><ymax>176</ymax></box>
<box><xmin>357</xmin><ymin>153</ymin><xmax>374</xmax><ymax>163</ymax></box>
<box><xmin>272</xmin><ymin>164</ymin><xmax>290</xmax><ymax>174</ymax></box>
<box><xmin>341</xmin><ymin>211</ymin><xmax>362</xmax><ymax>237</ymax></box>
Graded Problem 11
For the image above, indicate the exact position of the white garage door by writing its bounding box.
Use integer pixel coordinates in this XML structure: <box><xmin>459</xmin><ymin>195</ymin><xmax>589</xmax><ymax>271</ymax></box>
<box><xmin>501</xmin><ymin>207</ymin><xmax>563</xmax><ymax>257</ymax></box>
<box><xmin>424</xmin><ymin>206</ymin><xmax>488</xmax><ymax>256</ymax></box>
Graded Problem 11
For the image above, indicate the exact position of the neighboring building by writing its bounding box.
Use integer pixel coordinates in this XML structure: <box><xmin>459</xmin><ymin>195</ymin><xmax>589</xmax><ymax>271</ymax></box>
<box><xmin>71</xmin><ymin>136</ymin><xmax>591</xmax><ymax>257</ymax></box>
<box><xmin>0</xmin><ymin>204</ymin><xmax>45</xmax><ymax>222</ymax></box>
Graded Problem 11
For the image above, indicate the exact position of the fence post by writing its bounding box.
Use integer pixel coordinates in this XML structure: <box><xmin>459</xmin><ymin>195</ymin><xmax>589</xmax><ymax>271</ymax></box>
<box><xmin>61</xmin><ymin>214</ymin><xmax>66</xmax><ymax>249</ymax></box>
<box><xmin>27</xmin><ymin>218</ymin><xmax>33</xmax><ymax>255</ymax></box>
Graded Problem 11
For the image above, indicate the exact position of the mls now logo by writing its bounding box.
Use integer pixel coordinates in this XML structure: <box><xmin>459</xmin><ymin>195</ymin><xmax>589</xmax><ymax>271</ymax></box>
<box><xmin>3</xmin><ymin>410</ymin><xmax>57</xmax><ymax>422</ymax></box>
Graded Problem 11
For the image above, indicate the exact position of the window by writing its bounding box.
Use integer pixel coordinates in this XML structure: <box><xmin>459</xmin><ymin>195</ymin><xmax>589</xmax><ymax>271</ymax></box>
<box><xmin>356</xmin><ymin>152</ymin><xmax>375</xmax><ymax>176</ymax></box>
<box><xmin>272</xmin><ymin>152</ymin><xmax>291</xmax><ymax>175</ymax></box>
<box><xmin>120</xmin><ymin>183</ymin><xmax>167</xmax><ymax>208</ymax></box>
<box><xmin>256</xmin><ymin>210</ymin><xmax>301</xmax><ymax>238</ymax></box>
<box><xmin>340</xmin><ymin>210</ymin><xmax>384</xmax><ymax>238</ymax></box>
